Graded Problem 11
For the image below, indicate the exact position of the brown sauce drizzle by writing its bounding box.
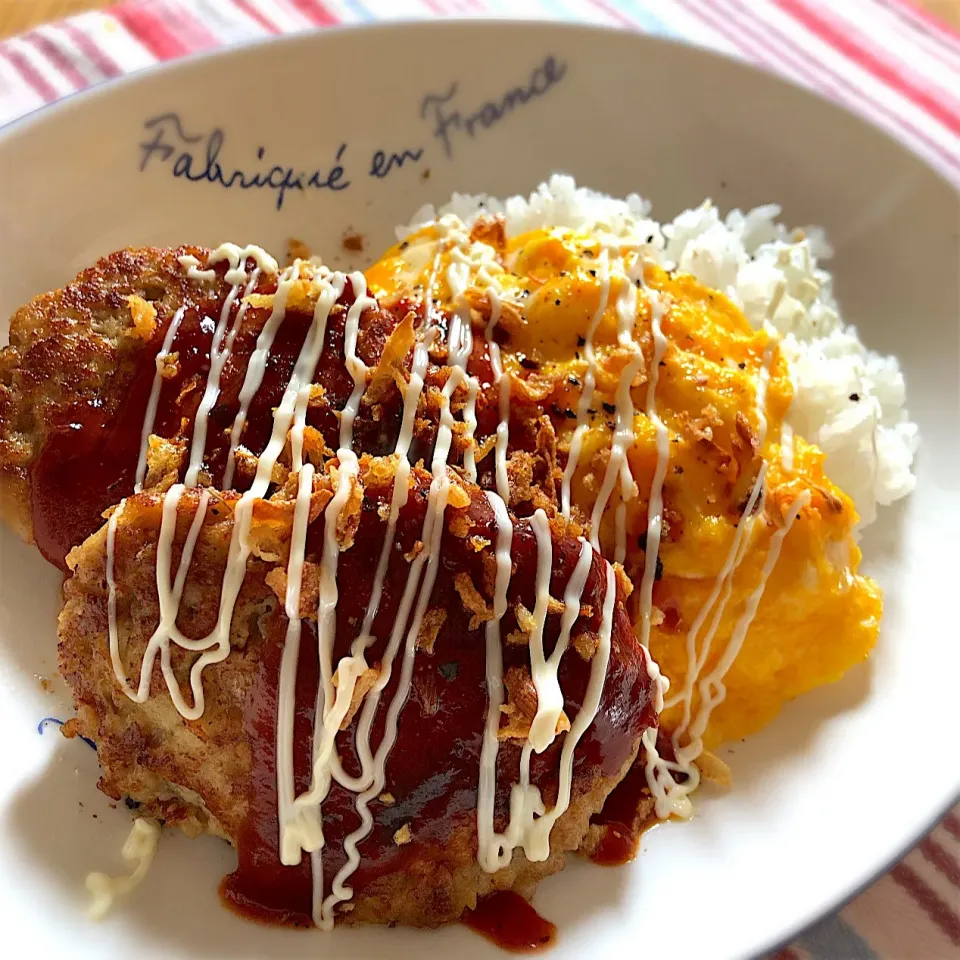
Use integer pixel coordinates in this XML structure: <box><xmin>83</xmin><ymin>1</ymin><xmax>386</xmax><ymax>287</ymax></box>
<box><xmin>31</xmin><ymin>297</ymin><xmax>221</xmax><ymax>569</ymax></box>
<box><xmin>28</xmin><ymin>251</ymin><xmax>662</xmax><ymax>933</ymax></box>
<box><xmin>220</xmin><ymin>616</ymin><xmax>317</xmax><ymax>927</ymax></box>
<box><xmin>219</xmin><ymin>476</ymin><xmax>657</xmax><ymax>928</ymax></box>
<box><xmin>589</xmin><ymin>729</ymin><xmax>678</xmax><ymax>866</ymax></box>
<box><xmin>463</xmin><ymin>892</ymin><xmax>557</xmax><ymax>952</ymax></box>
<box><xmin>590</xmin><ymin>822</ymin><xmax>641</xmax><ymax>867</ymax></box>
<box><xmin>29</xmin><ymin>268</ymin><xmax>400</xmax><ymax>568</ymax></box>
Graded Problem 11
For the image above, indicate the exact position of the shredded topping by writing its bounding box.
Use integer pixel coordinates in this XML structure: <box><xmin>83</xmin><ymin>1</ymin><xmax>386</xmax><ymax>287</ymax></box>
<box><xmin>125</xmin><ymin>294</ymin><xmax>158</xmax><ymax>340</ymax></box>
<box><xmin>453</xmin><ymin>572</ymin><xmax>493</xmax><ymax>629</ymax></box>
<box><xmin>86</xmin><ymin>819</ymin><xmax>161</xmax><ymax>921</ymax></box>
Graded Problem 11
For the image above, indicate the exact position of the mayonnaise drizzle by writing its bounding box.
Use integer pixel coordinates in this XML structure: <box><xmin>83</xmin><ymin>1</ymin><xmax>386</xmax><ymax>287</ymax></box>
<box><xmin>86</xmin><ymin>818</ymin><xmax>161</xmax><ymax>920</ymax></box>
<box><xmin>302</xmin><ymin>327</ymin><xmax>436</xmax><ymax>821</ymax></box>
<box><xmin>524</xmin><ymin>509</ymin><xmax>558</xmax><ymax>752</ymax></box>
<box><xmin>476</xmin><ymin>490</ymin><xmax>515</xmax><ymax>873</ymax></box>
<box><xmin>590</xmin><ymin>261</ymin><xmax>643</xmax><ymax>562</ymax></box>
<box><xmin>561</xmin><ymin>249</ymin><xmax>612</xmax><ymax>517</ymax></box>
<box><xmin>651</xmin><ymin>490</ymin><xmax>810</xmax><ymax>817</ymax></box>
<box><xmin>682</xmin><ymin>490</ymin><xmax>811</xmax><ymax>755</ymax></box>
<box><xmin>651</xmin><ymin>298</ymin><xmax>799</xmax><ymax>818</ymax></box>
<box><xmin>276</xmin><ymin>462</ymin><xmax>317</xmax><ymax>865</ymax></box>
<box><xmin>339</xmin><ymin>273</ymin><xmax>380</xmax><ymax>448</ymax></box>
<box><xmin>484</xmin><ymin>531</ymin><xmax>610</xmax><ymax>868</ymax></box>
<box><xmin>667</xmin><ymin>304</ymin><xmax>784</xmax><ymax>735</ymax></box>
<box><xmin>322</xmin><ymin>436</ymin><xmax>454</xmax><ymax>927</ymax></box>
<box><xmin>222</xmin><ymin>261</ymin><xmax>303</xmax><ymax>489</ymax></box>
<box><xmin>666</xmin><ymin>465</ymin><xmax>768</xmax><ymax>728</ymax></box>
<box><xmin>288</xmin><ymin>451</ymin><xmax>363</xmax><ymax>862</ymax></box>
<box><xmin>318</xmin><ymin>220</ymin><xmax>486</xmax><ymax>925</ymax></box>
<box><xmin>670</xmin><ymin>303</ymin><xmax>783</xmax><ymax>707</ymax></box>
<box><xmin>134</xmin><ymin>305</ymin><xmax>187</xmax><ymax>492</ymax></box>
<box><xmin>177</xmin><ymin>255</ymin><xmax>215</xmax><ymax>283</ymax></box>
<box><xmin>485</xmin><ymin>287</ymin><xmax>512</xmax><ymax>503</ymax></box>
<box><xmin>283</xmin><ymin>273</ymin><xmax>382</xmax><ymax>860</ymax></box>
<box><xmin>474</xmin><ymin>265</ymin><xmax>529</xmax><ymax>873</ymax></box>
<box><xmin>184</xmin><ymin>269</ymin><xmax>261</xmax><ymax>487</ymax></box>
<box><xmin>108</xmin><ymin>268</ymin><xmax>347</xmax><ymax>723</ymax></box>
<box><xmin>478</xmin><ymin>510</ymin><xmax>559</xmax><ymax>870</ymax></box>
<box><xmin>525</xmin><ymin>558</ymin><xmax>615</xmax><ymax>860</ymax></box>
<box><xmin>207</xmin><ymin>242</ymin><xmax>279</xmax><ymax>284</ymax></box>
<box><xmin>635</xmin><ymin>291</ymin><xmax>670</xmax><ymax>650</ymax></box>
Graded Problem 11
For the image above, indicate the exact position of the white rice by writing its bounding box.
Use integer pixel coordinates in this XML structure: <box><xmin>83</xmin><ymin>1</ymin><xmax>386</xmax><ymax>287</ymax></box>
<box><xmin>401</xmin><ymin>175</ymin><xmax>918</xmax><ymax>528</ymax></box>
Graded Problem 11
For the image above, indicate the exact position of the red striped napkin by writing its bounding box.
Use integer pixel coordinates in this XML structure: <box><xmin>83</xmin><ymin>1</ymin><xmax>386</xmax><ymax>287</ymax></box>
<box><xmin>0</xmin><ymin>1</ymin><xmax>957</xmax><ymax>958</ymax></box>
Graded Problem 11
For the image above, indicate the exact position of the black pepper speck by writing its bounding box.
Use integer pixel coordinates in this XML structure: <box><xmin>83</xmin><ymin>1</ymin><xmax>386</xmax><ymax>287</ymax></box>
<box><xmin>439</xmin><ymin>661</ymin><xmax>459</xmax><ymax>681</ymax></box>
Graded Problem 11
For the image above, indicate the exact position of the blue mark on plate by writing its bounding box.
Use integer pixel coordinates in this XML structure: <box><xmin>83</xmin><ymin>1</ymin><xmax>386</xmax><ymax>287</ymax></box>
<box><xmin>37</xmin><ymin>716</ymin><xmax>96</xmax><ymax>750</ymax></box>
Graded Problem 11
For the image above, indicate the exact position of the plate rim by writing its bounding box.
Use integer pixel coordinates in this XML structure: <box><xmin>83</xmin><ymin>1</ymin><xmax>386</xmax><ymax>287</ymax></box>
<box><xmin>0</xmin><ymin>17</ymin><xmax>957</xmax><ymax>960</ymax></box>
<box><xmin>0</xmin><ymin>15</ymin><xmax>957</xmax><ymax>202</ymax></box>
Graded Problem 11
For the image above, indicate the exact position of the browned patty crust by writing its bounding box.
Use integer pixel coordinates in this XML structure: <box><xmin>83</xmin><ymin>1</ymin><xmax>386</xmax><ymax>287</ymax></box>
<box><xmin>0</xmin><ymin>247</ymin><xmax>564</xmax><ymax>570</ymax></box>
<box><xmin>60</xmin><ymin>459</ymin><xmax>658</xmax><ymax>927</ymax></box>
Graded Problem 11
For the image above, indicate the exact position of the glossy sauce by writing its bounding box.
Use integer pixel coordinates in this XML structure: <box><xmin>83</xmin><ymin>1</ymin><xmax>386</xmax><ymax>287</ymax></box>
<box><xmin>590</xmin><ymin>823</ymin><xmax>641</xmax><ymax>867</ymax></box>
<box><xmin>29</xmin><ymin>269</ymin><xmax>401</xmax><ymax>568</ymax></box>
<box><xmin>221</xmin><ymin>475</ymin><xmax>657</xmax><ymax>926</ymax></box>
<box><xmin>463</xmin><ymin>892</ymin><xmax>557</xmax><ymax>952</ymax></box>
<box><xmin>220</xmin><ymin>612</ymin><xmax>317</xmax><ymax>927</ymax></box>
<box><xmin>31</xmin><ymin>297</ymin><xmax>220</xmax><ymax>569</ymax></box>
<box><xmin>588</xmin><ymin>729</ymin><xmax>674</xmax><ymax>865</ymax></box>
<box><xmin>36</xmin><ymin>247</ymin><xmax>661</xmax><ymax>932</ymax></box>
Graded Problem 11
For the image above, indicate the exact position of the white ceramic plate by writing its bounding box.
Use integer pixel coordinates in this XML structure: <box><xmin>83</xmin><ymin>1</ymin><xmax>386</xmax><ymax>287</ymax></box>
<box><xmin>0</xmin><ymin>20</ymin><xmax>958</xmax><ymax>960</ymax></box>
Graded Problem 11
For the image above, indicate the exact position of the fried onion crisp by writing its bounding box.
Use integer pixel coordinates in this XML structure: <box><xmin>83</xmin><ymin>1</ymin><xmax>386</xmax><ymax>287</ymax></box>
<box><xmin>468</xmin><ymin>215</ymin><xmax>507</xmax><ymax>253</ymax></box>
<box><xmin>336</xmin><ymin>664</ymin><xmax>380</xmax><ymax>730</ymax></box>
<box><xmin>366</xmin><ymin>311</ymin><xmax>415</xmax><ymax>406</ymax></box>
<box><xmin>446</xmin><ymin>481</ymin><xmax>471</xmax><ymax>510</ymax></box>
<box><xmin>265</xmin><ymin>562</ymin><xmax>321</xmax><ymax>619</ymax></box>
<box><xmin>453</xmin><ymin>573</ymin><xmax>492</xmax><ymax>630</ymax></box>
<box><xmin>417</xmin><ymin>607</ymin><xmax>447</xmax><ymax>654</ymax></box>
<box><xmin>125</xmin><ymin>295</ymin><xmax>158</xmax><ymax>340</ymax></box>
<box><xmin>142</xmin><ymin>435</ymin><xmax>186</xmax><ymax>493</ymax></box>
<box><xmin>694</xmin><ymin>750</ymin><xmax>733</xmax><ymax>788</ymax></box>
<box><xmin>333</xmin><ymin>463</ymin><xmax>363</xmax><ymax>550</ymax></box>
<box><xmin>448</xmin><ymin>512</ymin><xmax>473</xmax><ymax>538</ymax></box>
<box><xmin>614</xmin><ymin>562</ymin><xmax>634</xmax><ymax>600</ymax></box>
<box><xmin>498</xmin><ymin>666</ymin><xmax>570</xmax><ymax>741</ymax></box>
<box><xmin>157</xmin><ymin>352</ymin><xmax>180</xmax><ymax>380</ymax></box>
<box><xmin>514</xmin><ymin>602</ymin><xmax>537</xmax><ymax>635</ymax></box>
<box><xmin>572</xmin><ymin>629</ymin><xmax>600</xmax><ymax>661</ymax></box>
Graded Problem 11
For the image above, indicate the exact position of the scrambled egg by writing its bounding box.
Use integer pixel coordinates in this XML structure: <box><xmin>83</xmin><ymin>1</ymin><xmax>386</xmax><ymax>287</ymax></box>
<box><xmin>366</xmin><ymin>221</ymin><xmax>881</xmax><ymax>748</ymax></box>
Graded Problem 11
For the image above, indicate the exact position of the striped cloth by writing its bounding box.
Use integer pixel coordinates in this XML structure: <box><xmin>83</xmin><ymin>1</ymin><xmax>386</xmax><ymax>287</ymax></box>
<box><xmin>1</xmin><ymin>0</ymin><xmax>959</xmax><ymax>182</ymax></box>
<box><xmin>0</xmin><ymin>1</ymin><xmax>958</xmax><ymax>957</ymax></box>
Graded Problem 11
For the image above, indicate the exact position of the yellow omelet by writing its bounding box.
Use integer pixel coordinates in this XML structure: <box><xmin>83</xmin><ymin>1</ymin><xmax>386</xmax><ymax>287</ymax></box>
<box><xmin>366</xmin><ymin>217</ymin><xmax>881</xmax><ymax>750</ymax></box>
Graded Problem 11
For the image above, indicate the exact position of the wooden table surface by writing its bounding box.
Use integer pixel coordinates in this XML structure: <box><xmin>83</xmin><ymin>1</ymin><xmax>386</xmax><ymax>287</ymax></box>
<box><xmin>0</xmin><ymin>0</ymin><xmax>958</xmax><ymax>38</ymax></box>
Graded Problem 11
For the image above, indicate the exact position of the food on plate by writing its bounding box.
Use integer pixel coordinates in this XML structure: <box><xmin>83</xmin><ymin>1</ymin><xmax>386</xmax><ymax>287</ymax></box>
<box><xmin>0</xmin><ymin>177</ymin><xmax>916</xmax><ymax>939</ymax></box>
<box><xmin>61</xmin><ymin>467</ymin><xmax>657</xmax><ymax>927</ymax></box>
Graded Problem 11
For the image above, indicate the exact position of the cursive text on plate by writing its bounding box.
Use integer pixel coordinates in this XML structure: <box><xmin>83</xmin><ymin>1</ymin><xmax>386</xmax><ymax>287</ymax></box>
<box><xmin>139</xmin><ymin>114</ymin><xmax>424</xmax><ymax>210</ymax></box>
<box><xmin>419</xmin><ymin>54</ymin><xmax>567</xmax><ymax>159</ymax></box>
<box><xmin>136</xmin><ymin>54</ymin><xmax>568</xmax><ymax>209</ymax></box>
